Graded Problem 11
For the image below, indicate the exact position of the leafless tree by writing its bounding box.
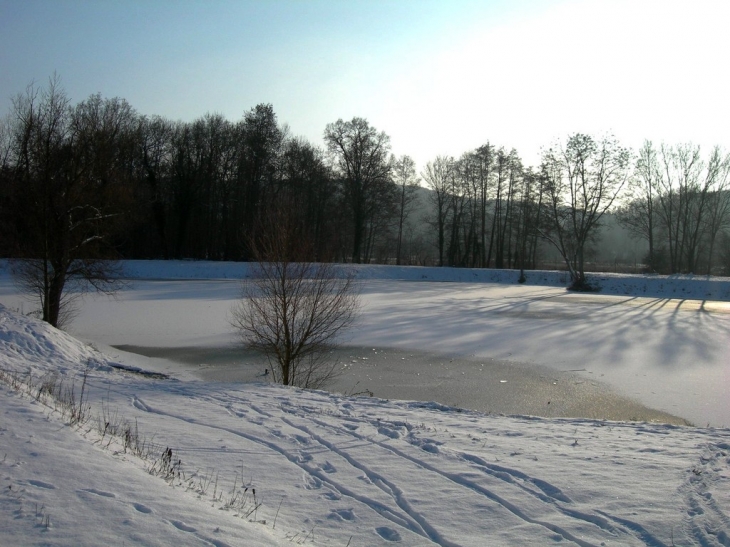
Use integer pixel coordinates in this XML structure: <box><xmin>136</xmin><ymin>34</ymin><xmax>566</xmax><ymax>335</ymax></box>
<box><xmin>491</xmin><ymin>148</ymin><xmax>522</xmax><ymax>269</ymax></box>
<box><xmin>323</xmin><ymin>117</ymin><xmax>392</xmax><ymax>263</ymax></box>
<box><xmin>230</xmin><ymin>211</ymin><xmax>360</xmax><ymax>389</ymax></box>
<box><xmin>702</xmin><ymin>148</ymin><xmax>730</xmax><ymax>273</ymax></box>
<box><xmin>655</xmin><ymin>143</ymin><xmax>728</xmax><ymax>273</ymax></box>
<box><xmin>617</xmin><ymin>142</ymin><xmax>730</xmax><ymax>274</ymax></box>
<box><xmin>617</xmin><ymin>141</ymin><xmax>662</xmax><ymax>270</ymax></box>
<box><xmin>540</xmin><ymin>134</ymin><xmax>631</xmax><ymax>288</ymax></box>
<box><xmin>392</xmin><ymin>154</ymin><xmax>419</xmax><ymax>265</ymax></box>
<box><xmin>0</xmin><ymin>113</ymin><xmax>15</xmax><ymax>256</ymax></box>
<box><xmin>5</xmin><ymin>77</ymin><xmax>127</xmax><ymax>327</ymax></box>
<box><xmin>473</xmin><ymin>144</ymin><xmax>494</xmax><ymax>268</ymax></box>
<box><xmin>515</xmin><ymin>166</ymin><xmax>541</xmax><ymax>281</ymax></box>
<box><xmin>422</xmin><ymin>156</ymin><xmax>453</xmax><ymax>266</ymax></box>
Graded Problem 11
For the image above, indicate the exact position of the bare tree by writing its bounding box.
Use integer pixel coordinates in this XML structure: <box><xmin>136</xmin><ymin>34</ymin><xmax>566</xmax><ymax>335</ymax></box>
<box><xmin>278</xmin><ymin>137</ymin><xmax>338</xmax><ymax>261</ymax></box>
<box><xmin>422</xmin><ymin>156</ymin><xmax>453</xmax><ymax>266</ymax></box>
<box><xmin>323</xmin><ymin>117</ymin><xmax>392</xmax><ymax>263</ymax></box>
<box><xmin>702</xmin><ymin>148</ymin><xmax>730</xmax><ymax>273</ymax></box>
<box><xmin>136</xmin><ymin>114</ymin><xmax>174</xmax><ymax>258</ymax></box>
<box><xmin>540</xmin><ymin>134</ymin><xmax>631</xmax><ymax>288</ymax></box>
<box><xmin>5</xmin><ymin>77</ymin><xmax>127</xmax><ymax>327</ymax></box>
<box><xmin>657</xmin><ymin>144</ymin><xmax>700</xmax><ymax>273</ymax></box>
<box><xmin>0</xmin><ymin>113</ymin><xmax>15</xmax><ymax>256</ymax></box>
<box><xmin>491</xmin><ymin>148</ymin><xmax>522</xmax><ymax>269</ymax></box>
<box><xmin>515</xmin><ymin>166</ymin><xmax>540</xmax><ymax>282</ymax></box>
<box><xmin>457</xmin><ymin>151</ymin><xmax>480</xmax><ymax>267</ymax></box>
<box><xmin>473</xmin><ymin>144</ymin><xmax>494</xmax><ymax>268</ymax></box>
<box><xmin>230</xmin><ymin>211</ymin><xmax>360</xmax><ymax>389</ymax></box>
<box><xmin>617</xmin><ymin>141</ymin><xmax>662</xmax><ymax>271</ymax></box>
<box><xmin>656</xmin><ymin>143</ymin><xmax>722</xmax><ymax>273</ymax></box>
<box><xmin>391</xmin><ymin>154</ymin><xmax>419</xmax><ymax>265</ymax></box>
<box><xmin>617</xmin><ymin>142</ymin><xmax>730</xmax><ymax>274</ymax></box>
<box><xmin>446</xmin><ymin>156</ymin><xmax>468</xmax><ymax>267</ymax></box>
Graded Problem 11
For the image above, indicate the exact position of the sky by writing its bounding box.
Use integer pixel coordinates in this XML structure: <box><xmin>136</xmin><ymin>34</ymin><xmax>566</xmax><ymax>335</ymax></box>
<box><xmin>2</xmin><ymin>0</ymin><xmax>729</xmax><ymax>170</ymax></box>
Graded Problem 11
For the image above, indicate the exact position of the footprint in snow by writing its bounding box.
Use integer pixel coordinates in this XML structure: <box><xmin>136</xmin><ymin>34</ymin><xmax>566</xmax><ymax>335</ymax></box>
<box><xmin>328</xmin><ymin>508</ymin><xmax>356</xmax><ymax>521</ymax></box>
<box><xmin>132</xmin><ymin>397</ymin><xmax>148</xmax><ymax>411</ymax></box>
<box><xmin>421</xmin><ymin>443</ymin><xmax>439</xmax><ymax>454</ymax></box>
<box><xmin>376</xmin><ymin>526</ymin><xmax>402</xmax><ymax>541</ymax></box>
<box><xmin>321</xmin><ymin>461</ymin><xmax>336</xmax><ymax>473</ymax></box>
<box><xmin>297</xmin><ymin>453</ymin><xmax>313</xmax><ymax>464</ymax></box>
<box><xmin>170</xmin><ymin>520</ymin><xmax>196</xmax><ymax>533</ymax></box>
<box><xmin>28</xmin><ymin>480</ymin><xmax>55</xmax><ymax>489</ymax></box>
<box><xmin>303</xmin><ymin>475</ymin><xmax>322</xmax><ymax>490</ymax></box>
<box><xmin>530</xmin><ymin>478</ymin><xmax>572</xmax><ymax>503</ymax></box>
<box><xmin>79</xmin><ymin>488</ymin><xmax>115</xmax><ymax>498</ymax></box>
<box><xmin>225</xmin><ymin>407</ymin><xmax>246</xmax><ymax>418</ymax></box>
<box><xmin>133</xmin><ymin>503</ymin><xmax>152</xmax><ymax>514</ymax></box>
<box><xmin>378</xmin><ymin>427</ymin><xmax>400</xmax><ymax>439</ymax></box>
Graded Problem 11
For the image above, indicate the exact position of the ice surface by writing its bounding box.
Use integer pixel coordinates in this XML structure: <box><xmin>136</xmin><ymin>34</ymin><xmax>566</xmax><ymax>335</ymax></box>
<box><xmin>4</xmin><ymin>260</ymin><xmax>722</xmax><ymax>426</ymax></box>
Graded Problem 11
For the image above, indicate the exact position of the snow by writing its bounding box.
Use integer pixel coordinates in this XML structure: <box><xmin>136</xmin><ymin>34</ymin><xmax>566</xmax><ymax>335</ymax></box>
<box><xmin>1</xmin><ymin>260</ymin><xmax>729</xmax><ymax>545</ymax></box>
<box><xmin>114</xmin><ymin>260</ymin><xmax>730</xmax><ymax>302</ymax></box>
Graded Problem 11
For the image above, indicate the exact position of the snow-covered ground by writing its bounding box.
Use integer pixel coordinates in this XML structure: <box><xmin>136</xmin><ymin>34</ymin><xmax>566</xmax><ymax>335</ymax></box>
<box><xmin>2</xmin><ymin>260</ymin><xmax>724</xmax><ymax>426</ymax></box>
<box><xmin>1</xmin><ymin>261</ymin><xmax>729</xmax><ymax>545</ymax></box>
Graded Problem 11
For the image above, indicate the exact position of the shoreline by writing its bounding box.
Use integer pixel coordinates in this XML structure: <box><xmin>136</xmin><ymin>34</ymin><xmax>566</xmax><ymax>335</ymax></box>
<box><xmin>111</xmin><ymin>343</ymin><xmax>691</xmax><ymax>426</ymax></box>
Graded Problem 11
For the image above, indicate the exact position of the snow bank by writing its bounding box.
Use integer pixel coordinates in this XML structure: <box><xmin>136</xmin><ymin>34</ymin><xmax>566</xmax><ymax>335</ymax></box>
<box><xmin>0</xmin><ymin>303</ymin><xmax>108</xmax><ymax>375</ymax></box>
<box><xmin>3</xmin><ymin>258</ymin><xmax>730</xmax><ymax>300</ymax></box>
<box><xmin>1</xmin><ymin>304</ymin><xmax>730</xmax><ymax>546</ymax></box>
<box><xmin>118</xmin><ymin>259</ymin><xmax>730</xmax><ymax>301</ymax></box>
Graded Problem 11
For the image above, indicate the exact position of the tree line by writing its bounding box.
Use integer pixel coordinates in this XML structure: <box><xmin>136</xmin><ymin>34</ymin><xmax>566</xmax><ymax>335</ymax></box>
<box><xmin>2</xmin><ymin>78</ymin><xmax>730</xmax><ymax>325</ymax></box>
<box><xmin>0</xmin><ymin>80</ymin><xmax>423</xmax><ymax>266</ymax></box>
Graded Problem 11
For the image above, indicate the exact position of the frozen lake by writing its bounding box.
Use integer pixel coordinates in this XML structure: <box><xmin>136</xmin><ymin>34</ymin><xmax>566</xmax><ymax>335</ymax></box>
<box><xmin>112</xmin><ymin>342</ymin><xmax>689</xmax><ymax>424</ymax></box>
<box><xmin>1</xmin><ymin>263</ymin><xmax>728</xmax><ymax>426</ymax></box>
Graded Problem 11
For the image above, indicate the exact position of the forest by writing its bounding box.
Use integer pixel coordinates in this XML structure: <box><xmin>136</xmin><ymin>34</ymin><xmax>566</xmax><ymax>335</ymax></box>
<box><xmin>2</xmin><ymin>78</ymin><xmax>730</xmax><ymax>295</ymax></box>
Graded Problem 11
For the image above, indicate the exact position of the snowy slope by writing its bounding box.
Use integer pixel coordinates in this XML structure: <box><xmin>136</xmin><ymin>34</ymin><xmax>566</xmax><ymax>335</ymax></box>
<box><xmin>0</xmin><ymin>305</ymin><xmax>285</xmax><ymax>547</ymax></box>
<box><xmin>1</xmin><ymin>298</ymin><xmax>730</xmax><ymax>545</ymax></box>
<box><xmin>1</xmin><ymin>260</ymin><xmax>730</xmax><ymax>545</ymax></box>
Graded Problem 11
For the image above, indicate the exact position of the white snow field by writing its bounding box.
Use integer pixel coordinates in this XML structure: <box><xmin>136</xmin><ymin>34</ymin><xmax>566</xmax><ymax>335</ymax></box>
<box><xmin>1</xmin><ymin>260</ymin><xmax>730</xmax><ymax>546</ymax></box>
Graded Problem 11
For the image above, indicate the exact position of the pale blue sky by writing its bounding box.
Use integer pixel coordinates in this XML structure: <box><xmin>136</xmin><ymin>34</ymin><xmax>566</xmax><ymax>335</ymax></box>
<box><xmin>2</xmin><ymin>0</ymin><xmax>728</xmax><ymax>169</ymax></box>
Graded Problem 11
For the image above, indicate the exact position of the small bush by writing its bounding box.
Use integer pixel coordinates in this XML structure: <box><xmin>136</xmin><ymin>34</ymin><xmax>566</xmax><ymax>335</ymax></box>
<box><xmin>568</xmin><ymin>278</ymin><xmax>601</xmax><ymax>292</ymax></box>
